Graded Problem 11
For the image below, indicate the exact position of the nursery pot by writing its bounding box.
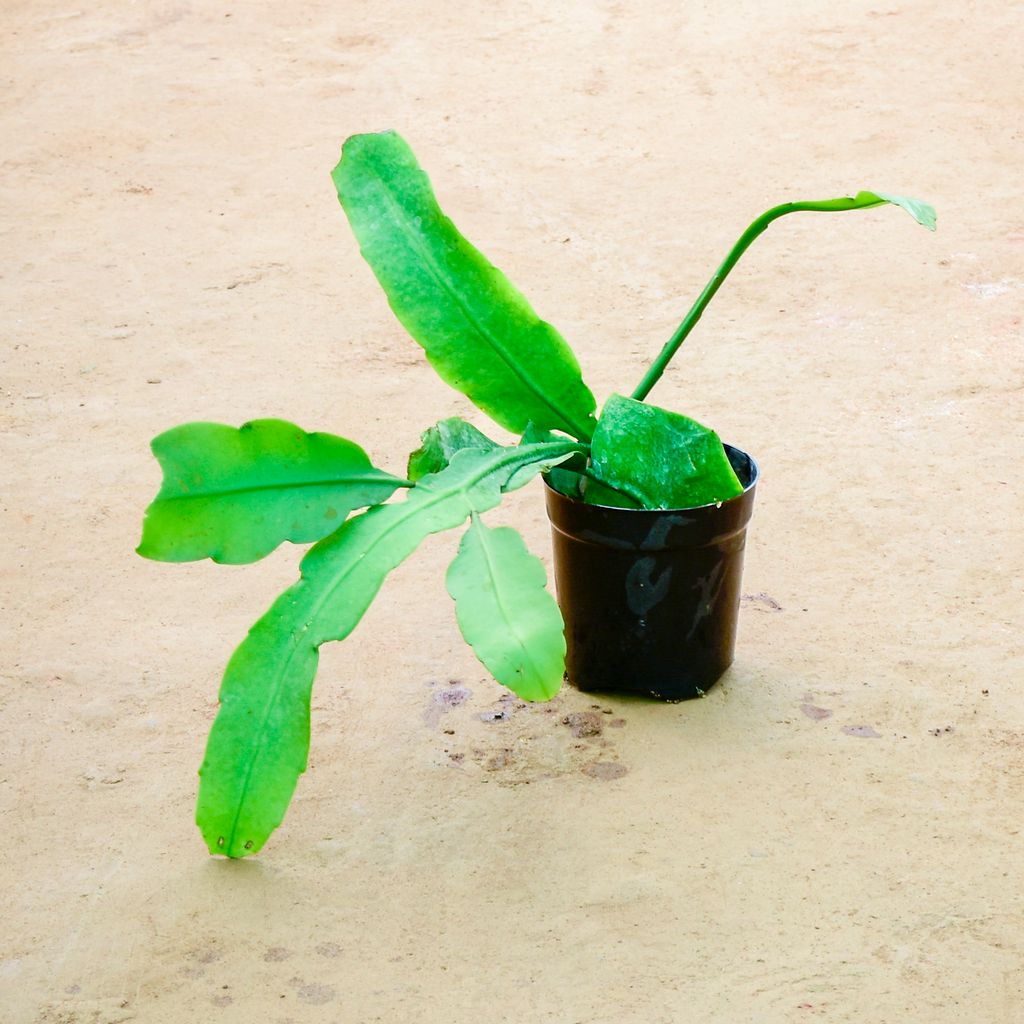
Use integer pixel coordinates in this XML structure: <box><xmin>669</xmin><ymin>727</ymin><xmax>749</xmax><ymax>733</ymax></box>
<box><xmin>544</xmin><ymin>445</ymin><xmax>759</xmax><ymax>700</ymax></box>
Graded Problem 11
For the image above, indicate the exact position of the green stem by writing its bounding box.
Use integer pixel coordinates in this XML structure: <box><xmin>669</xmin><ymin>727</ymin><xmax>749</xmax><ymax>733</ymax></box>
<box><xmin>630</xmin><ymin>194</ymin><xmax>890</xmax><ymax>402</ymax></box>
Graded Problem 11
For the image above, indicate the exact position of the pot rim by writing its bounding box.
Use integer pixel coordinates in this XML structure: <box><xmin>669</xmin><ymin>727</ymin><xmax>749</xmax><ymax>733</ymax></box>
<box><xmin>543</xmin><ymin>442</ymin><xmax>759</xmax><ymax>515</ymax></box>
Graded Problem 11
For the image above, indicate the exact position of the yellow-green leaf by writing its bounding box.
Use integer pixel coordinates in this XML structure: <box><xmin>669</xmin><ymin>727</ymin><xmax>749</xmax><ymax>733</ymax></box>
<box><xmin>446</xmin><ymin>516</ymin><xmax>565</xmax><ymax>702</ymax></box>
<box><xmin>332</xmin><ymin>131</ymin><xmax>598</xmax><ymax>440</ymax></box>
<box><xmin>138</xmin><ymin>419</ymin><xmax>404</xmax><ymax>564</ymax></box>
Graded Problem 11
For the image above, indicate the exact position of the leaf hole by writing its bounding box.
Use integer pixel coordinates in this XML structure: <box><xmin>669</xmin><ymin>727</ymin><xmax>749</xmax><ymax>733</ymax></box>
<box><xmin>217</xmin><ymin>836</ymin><xmax>225</xmax><ymax>847</ymax></box>
<box><xmin>244</xmin><ymin>840</ymin><xmax>254</xmax><ymax>850</ymax></box>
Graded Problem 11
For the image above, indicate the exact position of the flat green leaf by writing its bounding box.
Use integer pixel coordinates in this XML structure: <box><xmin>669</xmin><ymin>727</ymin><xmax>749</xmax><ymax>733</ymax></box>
<box><xmin>589</xmin><ymin>395</ymin><xmax>743</xmax><ymax>510</ymax></box>
<box><xmin>332</xmin><ymin>131</ymin><xmax>598</xmax><ymax>440</ymax></box>
<box><xmin>138</xmin><ymin>419</ymin><xmax>404</xmax><ymax>564</ymax></box>
<box><xmin>196</xmin><ymin>439</ymin><xmax>583</xmax><ymax>857</ymax></box>
<box><xmin>854</xmin><ymin>191</ymin><xmax>937</xmax><ymax>231</ymax></box>
<box><xmin>407</xmin><ymin>417</ymin><xmax>498</xmax><ymax>481</ymax></box>
<box><xmin>446</xmin><ymin>516</ymin><xmax>565</xmax><ymax>702</ymax></box>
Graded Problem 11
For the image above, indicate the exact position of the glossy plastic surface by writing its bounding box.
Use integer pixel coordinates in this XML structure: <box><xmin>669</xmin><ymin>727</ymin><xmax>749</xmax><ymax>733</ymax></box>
<box><xmin>544</xmin><ymin>445</ymin><xmax>759</xmax><ymax>700</ymax></box>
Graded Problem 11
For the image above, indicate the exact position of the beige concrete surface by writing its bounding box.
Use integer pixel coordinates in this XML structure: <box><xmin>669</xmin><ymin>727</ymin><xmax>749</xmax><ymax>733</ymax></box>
<box><xmin>2</xmin><ymin>1</ymin><xmax>1022</xmax><ymax>1021</ymax></box>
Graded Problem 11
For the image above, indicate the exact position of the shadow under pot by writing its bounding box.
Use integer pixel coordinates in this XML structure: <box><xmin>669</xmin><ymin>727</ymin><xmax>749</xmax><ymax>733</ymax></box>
<box><xmin>544</xmin><ymin>444</ymin><xmax>759</xmax><ymax>701</ymax></box>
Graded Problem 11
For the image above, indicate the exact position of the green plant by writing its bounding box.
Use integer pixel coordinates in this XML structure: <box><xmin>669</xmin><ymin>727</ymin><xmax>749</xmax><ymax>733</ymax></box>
<box><xmin>138</xmin><ymin>131</ymin><xmax>935</xmax><ymax>857</ymax></box>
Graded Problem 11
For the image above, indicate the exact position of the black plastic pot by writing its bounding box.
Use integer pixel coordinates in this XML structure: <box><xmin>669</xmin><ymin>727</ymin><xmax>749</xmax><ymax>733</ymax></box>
<box><xmin>544</xmin><ymin>445</ymin><xmax>759</xmax><ymax>700</ymax></box>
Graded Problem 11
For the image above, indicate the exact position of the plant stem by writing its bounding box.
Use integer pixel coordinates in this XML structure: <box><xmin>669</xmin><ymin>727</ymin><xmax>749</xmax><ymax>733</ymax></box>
<box><xmin>630</xmin><ymin>194</ymin><xmax>891</xmax><ymax>402</ymax></box>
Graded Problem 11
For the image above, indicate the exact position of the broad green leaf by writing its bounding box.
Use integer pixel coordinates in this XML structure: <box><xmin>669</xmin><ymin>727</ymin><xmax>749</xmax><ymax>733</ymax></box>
<box><xmin>589</xmin><ymin>395</ymin><xmax>743</xmax><ymax>510</ymax></box>
<box><xmin>446</xmin><ymin>516</ymin><xmax>565</xmax><ymax>702</ymax></box>
<box><xmin>196</xmin><ymin>439</ymin><xmax>583</xmax><ymax>857</ymax></box>
<box><xmin>407</xmin><ymin>417</ymin><xmax>498</xmax><ymax>481</ymax></box>
<box><xmin>332</xmin><ymin>131</ymin><xmax>598</xmax><ymax>440</ymax></box>
<box><xmin>854</xmin><ymin>191</ymin><xmax>937</xmax><ymax>231</ymax></box>
<box><xmin>138</xmin><ymin>419</ymin><xmax>404</xmax><ymax>564</ymax></box>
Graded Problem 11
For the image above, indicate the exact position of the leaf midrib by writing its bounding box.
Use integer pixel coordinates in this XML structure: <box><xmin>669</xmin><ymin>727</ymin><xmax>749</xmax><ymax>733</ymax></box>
<box><xmin>160</xmin><ymin>472</ymin><xmax>401</xmax><ymax>503</ymax></box>
<box><xmin>470</xmin><ymin>517</ymin><xmax>546</xmax><ymax>687</ymax></box>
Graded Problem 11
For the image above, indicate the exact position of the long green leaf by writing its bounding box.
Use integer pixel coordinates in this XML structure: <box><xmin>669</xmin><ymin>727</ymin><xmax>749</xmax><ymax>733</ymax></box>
<box><xmin>446</xmin><ymin>515</ymin><xmax>565</xmax><ymax>702</ymax></box>
<box><xmin>138</xmin><ymin>419</ymin><xmax>404</xmax><ymax>564</ymax></box>
<box><xmin>589</xmin><ymin>395</ymin><xmax>743</xmax><ymax>510</ymax></box>
<box><xmin>332</xmin><ymin>131</ymin><xmax>598</xmax><ymax>440</ymax></box>
<box><xmin>196</xmin><ymin>440</ymin><xmax>583</xmax><ymax>857</ymax></box>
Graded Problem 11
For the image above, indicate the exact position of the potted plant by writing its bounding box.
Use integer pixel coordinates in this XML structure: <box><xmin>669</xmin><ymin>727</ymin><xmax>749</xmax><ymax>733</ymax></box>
<box><xmin>138</xmin><ymin>130</ymin><xmax>935</xmax><ymax>857</ymax></box>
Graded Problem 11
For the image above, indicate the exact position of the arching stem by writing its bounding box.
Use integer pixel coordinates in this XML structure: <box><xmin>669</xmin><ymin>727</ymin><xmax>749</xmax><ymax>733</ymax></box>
<box><xmin>630</xmin><ymin>194</ymin><xmax>894</xmax><ymax>402</ymax></box>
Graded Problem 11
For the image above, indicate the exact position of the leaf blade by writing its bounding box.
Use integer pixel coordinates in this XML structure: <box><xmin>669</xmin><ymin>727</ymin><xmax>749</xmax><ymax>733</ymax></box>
<box><xmin>407</xmin><ymin>417</ymin><xmax>499</xmax><ymax>482</ymax></box>
<box><xmin>195</xmin><ymin>440</ymin><xmax>583</xmax><ymax>857</ymax></box>
<box><xmin>138</xmin><ymin>419</ymin><xmax>404</xmax><ymax>564</ymax></box>
<box><xmin>447</xmin><ymin>517</ymin><xmax>565</xmax><ymax>702</ymax></box>
<box><xmin>854</xmin><ymin>190</ymin><xmax>937</xmax><ymax>231</ymax></box>
<box><xmin>332</xmin><ymin>131</ymin><xmax>598</xmax><ymax>440</ymax></box>
<box><xmin>589</xmin><ymin>395</ymin><xmax>743</xmax><ymax>510</ymax></box>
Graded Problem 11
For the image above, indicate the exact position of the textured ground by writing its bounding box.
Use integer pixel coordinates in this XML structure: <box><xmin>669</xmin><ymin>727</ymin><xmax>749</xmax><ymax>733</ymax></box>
<box><xmin>2</xmin><ymin>1</ymin><xmax>1023</xmax><ymax>1021</ymax></box>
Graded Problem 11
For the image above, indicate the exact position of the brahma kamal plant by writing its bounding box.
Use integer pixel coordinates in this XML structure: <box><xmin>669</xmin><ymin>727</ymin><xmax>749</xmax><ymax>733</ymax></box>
<box><xmin>138</xmin><ymin>130</ymin><xmax>935</xmax><ymax>857</ymax></box>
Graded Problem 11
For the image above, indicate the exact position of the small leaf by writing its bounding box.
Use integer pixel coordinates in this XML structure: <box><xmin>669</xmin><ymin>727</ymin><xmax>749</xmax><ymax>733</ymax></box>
<box><xmin>582</xmin><ymin>475</ymin><xmax>642</xmax><ymax>509</ymax></box>
<box><xmin>545</xmin><ymin>466</ymin><xmax>585</xmax><ymax>501</ymax></box>
<box><xmin>446</xmin><ymin>516</ymin><xmax>565</xmax><ymax>702</ymax></box>
<box><xmin>407</xmin><ymin>417</ymin><xmax>498</xmax><ymax>481</ymax></box>
<box><xmin>520</xmin><ymin>422</ymin><xmax>573</xmax><ymax>446</ymax></box>
<box><xmin>589</xmin><ymin>395</ymin><xmax>743</xmax><ymax>510</ymax></box>
<box><xmin>138</xmin><ymin>419</ymin><xmax>404</xmax><ymax>564</ymax></box>
<box><xmin>196</xmin><ymin>439</ymin><xmax>583</xmax><ymax>857</ymax></box>
<box><xmin>332</xmin><ymin>131</ymin><xmax>598</xmax><ymax>440</ymax></box>
<box><xmin>855</xmin><ymin>190</ymin><xmax>937</xmax><ymax>231</ymax></box>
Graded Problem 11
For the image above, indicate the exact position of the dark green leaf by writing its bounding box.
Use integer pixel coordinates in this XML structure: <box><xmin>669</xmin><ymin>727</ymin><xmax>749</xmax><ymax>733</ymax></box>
<box><xmin>138</xmin><ymin>419</ymin><xmax>405</xmax><ymax>564</ymax></box>
<box><xmin>332</xmin><ymin>131</ymin><xmax>598</xmax><ymax>440</ymax></box>
<box><xmin>196</xmin><ymin>439</ymin><xmax>583</xmax><ymax>857</ymax></box>
<box><xmin>407</xmin><ymin>417</ymin><xmax>498</xmax><ymax>481</ymax></box>
<box><xmin>582</xmin><ymin>475</ymin><xmax>642</xmax><ymax>509</ymax></box>
<box><xmin>589</xmin><ymin>395</ymin><xmax>743</xmax><ymax>510</ymax></box>
<box><xmin>545</xmin><ymin>466</ymin><xmax>585</xmax><ymax>501</ymax></box>
<box><xmin>446</xmin><ymin>516</ymin><xmax>565</xmax><ymax>702</ymax></box>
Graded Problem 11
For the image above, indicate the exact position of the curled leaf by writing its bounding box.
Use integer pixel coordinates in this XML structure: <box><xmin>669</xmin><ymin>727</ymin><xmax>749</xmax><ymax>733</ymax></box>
<box><xmin>407</xmin><ymin>417</ymin><xmax>498</xmax><ymax>481</ymax></box>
